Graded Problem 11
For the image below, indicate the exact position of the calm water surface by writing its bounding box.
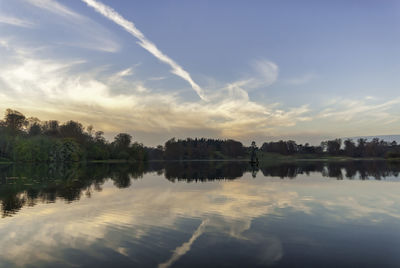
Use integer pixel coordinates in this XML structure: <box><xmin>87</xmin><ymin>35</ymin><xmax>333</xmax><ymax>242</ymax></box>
<box><xmin>1</xmin><ymin>161</ymin><xmax>400</xmax><ymax>267</ymax></box>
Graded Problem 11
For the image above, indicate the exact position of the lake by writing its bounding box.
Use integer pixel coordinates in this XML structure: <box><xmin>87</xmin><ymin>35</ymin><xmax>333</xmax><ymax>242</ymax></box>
<box><xmin>1</xmin><ymin>160</ymin><xmax>400</xmax><ymax>267</ymax></box>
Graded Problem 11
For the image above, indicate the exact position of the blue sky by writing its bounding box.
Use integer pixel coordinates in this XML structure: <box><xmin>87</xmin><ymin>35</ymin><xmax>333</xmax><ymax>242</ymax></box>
<box><xmin>0</xmin><ymin>0</ymin><xmax>399</xmax><ymax>145</ymax></box>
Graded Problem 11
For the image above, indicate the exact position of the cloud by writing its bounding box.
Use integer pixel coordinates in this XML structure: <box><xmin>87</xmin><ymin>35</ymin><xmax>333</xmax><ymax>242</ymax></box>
<box><xmin>25</xmin><ymin>0</ymin><xmax>82</xmax><ymax>19</ymax></box>
<box><xmin>0</xmin><ymin>38</ymin><xmax>312</xmax><ymax>145</ymax></box>
<box><xmin>317</xmin><ymin>97</ymin><xmax>400</xmax><ymax>123</ymax></box>
<box><xmin>114</xmin><ymin>67</ymin><xmax>134</xmax><ymax>78</ymax></box>
<box><xmin>0</xmin><ymin>14</ymin><xmax>35</xmax><ymax>28</ymax></box>
<box><xmin>231</xmin><ymin>60</ymin><xmax>279</xmax><ymax>90</ymax></box>
<box><xmin>253</xmin><ymin>60</ymin><xmax>279</xmax><ymax>87</ymax></box>
<box><xmin>81</xmin><ymin>0</ymin><xmax>207</xmax><ymax>101</ymax></box>
<box><xmin>285</xmin><ymin>72</ymin><xmax>316</xmax><ymax>85</ymax></box>
<box><xmin>148</xmin><ymin>76</ymin><xmax>167</xmax><ymax>81</ymax></box>
<box><xmin>0</xmin><ymin>175</ymin><xmax>296</xmax><ymax>266</ymax></box>
<box><xmin>0</xmin><ymin>2</ymin><xmax>320</xmax><ymax>145</ymax></box>
<box><xmin>158</xmin><ymin>219</ymin><xmax>209</xmax><ymax>268</ymax></box>
<box><xmin>25</xmin><ymin>0</ymin><xmax>120</xmax><ymax>53</ymax></box>
<box><xmin>2</xmin><ymin>171</ymin><xmax>400</xmax><ymax>266</ymax></box>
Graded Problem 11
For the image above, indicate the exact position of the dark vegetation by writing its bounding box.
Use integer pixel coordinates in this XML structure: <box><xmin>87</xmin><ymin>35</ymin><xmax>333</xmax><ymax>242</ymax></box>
<box><xmin>0</xmin><ymin>109</ymin><xmax>248</xmax><ymax>162</ymax></box>
<box><xmin>260</xmin><ymin>138</ymin><xmax>400</xmax><ymax>159</ymax></box>
<box><xmin>1</xmin><ymin>108</ymin><xmax>400</xmax><ymax>162</ymax></box>
<box><xmin>162</xmin><ymin>137</ymin><xmax>245</xmax><ymax>160</ymax></box>
<box><xmin>0</xmin><ymin>109</ymin><xmax>147</xmax><ymax>162</ymax></box>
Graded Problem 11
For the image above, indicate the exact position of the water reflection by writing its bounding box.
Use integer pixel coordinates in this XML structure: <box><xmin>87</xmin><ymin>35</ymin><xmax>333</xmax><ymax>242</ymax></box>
<box><xmin>259</xmin><ymin>160</ymin><xmax>400</xmax><ymax>180</ymax></box>
<box><xmin>0</xmin><ymin>163</ymin><xmax>146</xmax><ymax>217</ymax></box>
<box><xmin>0</xmin><ymin>160</ymin><xmax>400</xmax><ymax>218</ymax></box>
<box><xmin>1</xmin><ymin>161</ymin><xmax>400</xmax><ymax>267</ymax></box>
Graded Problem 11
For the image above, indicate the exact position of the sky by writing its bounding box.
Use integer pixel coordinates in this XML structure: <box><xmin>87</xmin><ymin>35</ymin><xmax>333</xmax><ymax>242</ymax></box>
<box><xmin>0</xmin><ymin>0</ymin><xmax>399</xmax><ymax>146</ymax></box>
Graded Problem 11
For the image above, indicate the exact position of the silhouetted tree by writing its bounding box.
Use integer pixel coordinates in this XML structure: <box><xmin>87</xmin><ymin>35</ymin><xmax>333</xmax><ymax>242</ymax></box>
<box><xmin>59</xmin><ymin>121</ymin><xmax>86</xmax><ymax>143</ymax></box>
<box><xmin>113</xmin><ymin>133</ymin><xmax>132</xmax><ymax>149</ymax></box>
<box><xmin>250</xmin><ymin>141</ymin><xmax>258</xmax><ymax>163</ymax></box>
<box><xmin>163</xmin><ymin>138</ymin><xmax>246</xmax><ymax>160</ymax></box>
<box><xmin>28</xmin><ymin>123</ymin><xmax>42</xmax><ymax>136</ymax></box>
<box><xmin>344</xmin><ymin>139</ymin><xmax>356</xmax><ymax>157</ymax></box>
<box><xmin>261</xmin><ymin>140</ymin><xmax>298</xmax><ymax>155</ymax></box>
<box><xmin>4</xmin><ymin>109</ymin><xmax>27</xmax><ymax>133</ymax></box>
<box><xmin>42</xmin><ymin>120</ymin><xmax>60</xmax><ymax>137</ymax></box>
<box><xmin>324</xmin><ymin>139</ymin><xmax>342</xmax><ymax>155</ymax></box>
<box><xmin>356</xmin><ymin>138</ymin><xmax>367</xmax><ymax>157</ymax></box>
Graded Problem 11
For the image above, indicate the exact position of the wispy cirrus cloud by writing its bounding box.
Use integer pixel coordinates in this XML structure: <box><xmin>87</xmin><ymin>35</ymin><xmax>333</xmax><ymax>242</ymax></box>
<box><xmin>148</xmin><ymin>76</ymin><xmax>167</xmax><ymax>81</ymax></box>
<box><xmin>0</xmin><ymin>14</ymin><xmax>35</xmax><ymax>28</ymax></box>
<box><xmin>285</xmin><ymin>72</ymin><xmax>317</xmax><ymax>85</ymax></box>
<box><xmin>81</xmin><ymin>0</ymin><xmax>207</xmax><ymax>101</ymax></box>
<box><xmin>24</xmin><ymin>0</ymin><xmax>119</xmax><ymax>52</ymax></box>
<box><xmin>113</xmin><ymin>67</ymin><xmax>134</xmax><ymax>78</ymax></box>
<box><xmin>318</xmin><ymin>97</ymin><xmax>400</xmax><ymax>123</ymax></box>
<box><xmin>25</xmin><ymin>0</ymin><xmax>82</xmax><ymax>19</ymax></box>
<box><xmin>225</xmin><ymin>59</ymin><xmax>279</xmax><ymax>91</ymax></box>
<box><xmin>253</xmin><ymin>60</ymin><xmax>279</xmax><ymax>87</ymax></box>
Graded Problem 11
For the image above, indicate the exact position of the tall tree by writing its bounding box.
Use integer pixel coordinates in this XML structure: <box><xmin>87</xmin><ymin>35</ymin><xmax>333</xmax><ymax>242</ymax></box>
<box><xmin>113</xmin><ymin>133</ymin><xmax>132</xmax><ymax>150</ymax></box>
<box><xmin>4</xmin><ymin>109</ymin><xmax>27</xmax><ymax>133</ymax></box>
<box><xmin>344</xmin><ymin>139</ymin><xmax>356</xmax><ymax>157</ymax></box>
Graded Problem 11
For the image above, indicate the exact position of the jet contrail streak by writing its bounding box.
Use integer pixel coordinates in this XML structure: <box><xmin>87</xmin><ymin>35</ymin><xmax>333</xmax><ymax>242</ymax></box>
<box><xmin>82</xmin><ymin>0</ymin><xmax>207</xmax><ymax>101</ymax></box>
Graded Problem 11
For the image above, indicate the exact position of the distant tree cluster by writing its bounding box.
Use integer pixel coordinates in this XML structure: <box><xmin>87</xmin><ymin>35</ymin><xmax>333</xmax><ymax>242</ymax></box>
<box><xmin>342</xmin><ymin>138</ymin><xmax>399</xmax><ymax>158</ymax></box>
<box><xmin>261</xmin><ymin>140</ymin><xmax>323</xmax><ymax>155</ymax></box>
<box><xmin>0</xmin><ymin>109</ymin><xmax>147</xmax><ymax>162</ymax></box>
<box><xmin>160</xmin><ymin>138</ymin><xmax>246</xmax><ymax>160</ymax></box>
<box><xmin>261</xmin><ymin>138</ymin><xmax>400</xmax><ymax>158</ymax></box>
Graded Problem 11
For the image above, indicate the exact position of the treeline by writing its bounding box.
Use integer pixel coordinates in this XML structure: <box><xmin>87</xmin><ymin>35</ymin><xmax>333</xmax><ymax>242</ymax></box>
<box><xmin>1</xmin><ymin>109</ymin><xmax>400</xmax><ymax>162</ymax></box>
<box><xmin>0</xmin><ymin>109</ymin><xmax>247</xmax><ymax>163</ymax></box>
<box><xmin>260</xmin><ymin>138</ymin><xmax>400</xmax><ymax>158</ymax></box>
<box><xmin>0</xmin><ymin>109</ymin><xmax>147</xmax><ymax>162</ymax></box>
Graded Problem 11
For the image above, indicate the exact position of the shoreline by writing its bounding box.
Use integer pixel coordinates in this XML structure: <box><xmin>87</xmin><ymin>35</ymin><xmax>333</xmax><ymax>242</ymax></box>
<box><xmin>1</xmin><ymin>157</ymin><xmax>400</xmax><ymax>165</ymax></box>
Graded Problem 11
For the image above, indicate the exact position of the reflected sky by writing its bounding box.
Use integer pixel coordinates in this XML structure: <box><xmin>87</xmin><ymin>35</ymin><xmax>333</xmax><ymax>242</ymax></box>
<box><xmin>1</xmin><ymin>161</ymin><xmax>400</xmax><ymax>267</ymax></box>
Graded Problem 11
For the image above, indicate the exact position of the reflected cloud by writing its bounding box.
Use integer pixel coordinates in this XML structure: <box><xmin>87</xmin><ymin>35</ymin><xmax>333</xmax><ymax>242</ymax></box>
<box><xmin>1</xmin><ymin>162</ymin><xmax>400</xmax><ymax>266</ymax></box>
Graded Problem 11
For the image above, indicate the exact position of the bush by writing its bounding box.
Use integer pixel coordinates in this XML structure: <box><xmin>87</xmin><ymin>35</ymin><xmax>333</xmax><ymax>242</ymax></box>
<box><xmin>385</xmin><ymin>151</ymin><xmax>400</xmax><ymax>159</ymax></box>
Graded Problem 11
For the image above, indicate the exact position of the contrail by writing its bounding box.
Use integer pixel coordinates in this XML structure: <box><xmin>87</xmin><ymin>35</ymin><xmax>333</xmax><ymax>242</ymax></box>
<box><xmin>158</xmin><ymin>219</ymin><xmax>209</xmax><ymax>268</ymax></box>
<box><xmin>82</xmin><ymin>0</ymin><xmax>207</xmax><ymax>101</ymax></box>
